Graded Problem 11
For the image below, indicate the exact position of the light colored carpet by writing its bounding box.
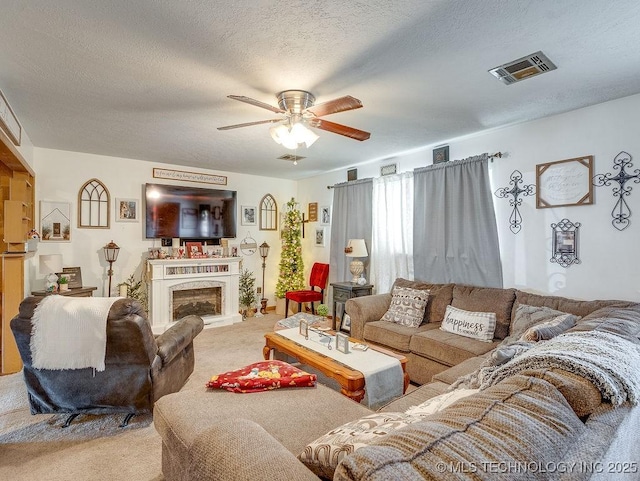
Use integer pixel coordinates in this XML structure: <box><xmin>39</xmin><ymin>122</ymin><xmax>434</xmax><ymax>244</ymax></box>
<box><xmin>0</xmin><ymin>313</ymin><xmax>282</xmax><ymax>481</ymax></box>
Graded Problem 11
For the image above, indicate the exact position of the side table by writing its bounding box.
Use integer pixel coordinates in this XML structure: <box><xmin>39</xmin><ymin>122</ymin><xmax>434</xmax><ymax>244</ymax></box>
<box><xmin>31</xmin><ymin>286</ymin><xmax>98</xmax><ymax>298</ymax></box>
<box><xmin>330</xmin><ymin>282</ymin><xmax>373</xmax><ymax>331</ymax></box>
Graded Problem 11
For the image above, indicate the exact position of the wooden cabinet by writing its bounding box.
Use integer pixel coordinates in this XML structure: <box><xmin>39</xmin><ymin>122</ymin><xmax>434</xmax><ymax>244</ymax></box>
<box><xmin>1</xmin><ymin>128</ymin><xmax>36</xmax><ymax>374</ymax></box>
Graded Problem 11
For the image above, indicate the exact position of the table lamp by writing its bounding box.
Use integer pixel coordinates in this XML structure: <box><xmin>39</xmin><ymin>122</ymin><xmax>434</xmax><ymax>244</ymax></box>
<box><xmin>345</xmin><ymin>239</ymin><xmax>368</xmax><ymax>283</ymax></box>
<box><xmin>39</xmin><ymin>254</ymin><xmax>63</xmax><ymax>292</ymax></box>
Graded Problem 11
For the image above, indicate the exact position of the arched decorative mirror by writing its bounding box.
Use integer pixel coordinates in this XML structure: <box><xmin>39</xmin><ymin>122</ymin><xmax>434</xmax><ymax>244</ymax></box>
<box><xmin>78</xmin><ymin>178</ymin><xmax>110</xmax><ymax>228</ymax></box>
<box><xmin>259</xmin><ymin>193</ymin><xmax>278</xmax><ymax>231</ymax></box>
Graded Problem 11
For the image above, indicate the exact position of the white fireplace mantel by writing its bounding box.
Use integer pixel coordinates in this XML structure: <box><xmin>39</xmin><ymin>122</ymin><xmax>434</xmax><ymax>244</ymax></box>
<box><xmin>147</xmin><ymin>257</ymin><xmax>242</xmax><ymax>334</ymax></box>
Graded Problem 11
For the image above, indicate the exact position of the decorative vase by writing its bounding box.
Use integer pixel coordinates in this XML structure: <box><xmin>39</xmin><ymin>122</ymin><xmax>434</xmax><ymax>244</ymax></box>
<box><xmin>59</xmin><ymin>284</ymin><xmax>69</xmax><ymax>291</ymax></box>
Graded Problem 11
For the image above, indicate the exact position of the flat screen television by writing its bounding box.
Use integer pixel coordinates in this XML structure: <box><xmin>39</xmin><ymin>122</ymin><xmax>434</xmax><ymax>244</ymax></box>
<box><xmin>145</xmin><ymin>183</ymin><xmax>237</xmax><ymax>240</ymax></box>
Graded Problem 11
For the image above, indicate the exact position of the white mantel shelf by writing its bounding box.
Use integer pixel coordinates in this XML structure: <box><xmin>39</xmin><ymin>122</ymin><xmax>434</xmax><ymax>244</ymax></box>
<box><xmin>147</xmin><ymin>257</ymin><xmax>242</xmax><ymax>334</ymax></box>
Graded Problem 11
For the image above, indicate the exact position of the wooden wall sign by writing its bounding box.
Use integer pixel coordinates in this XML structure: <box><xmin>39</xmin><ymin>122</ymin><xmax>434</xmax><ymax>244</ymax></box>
<box><xmin>308</xmin><ymin>202</ymin><xmax>318</xmax><ymax>222</ymax></box>
<box><xmin>536</xmin><ymin>156</ymin><xmax>594</xmax><ymax>208</ymax></box>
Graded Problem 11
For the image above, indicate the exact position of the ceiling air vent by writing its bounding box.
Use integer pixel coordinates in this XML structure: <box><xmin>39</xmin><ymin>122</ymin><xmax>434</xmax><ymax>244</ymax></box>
<box><xmin>278</xmin><ymin>154</ymin><xmax>306</xmax><ymax>165</ymax></box>
<box><xmin>278</xmin><ymin>154</ymin><xmax>305</xmax><ymax>162</ymax></box>
<box><xmin>489</xmin><ymin>51</ymin><xmax>557</xmax><ymax>85</ymax></box>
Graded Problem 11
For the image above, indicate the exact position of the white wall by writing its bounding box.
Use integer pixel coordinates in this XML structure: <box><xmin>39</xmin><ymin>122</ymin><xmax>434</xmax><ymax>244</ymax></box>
<box><xmin>32</xmin><ymin>148</ymin><xmax>297</xmax><ymax>304</ymax></box>
<box><xmin>299</xmin><ymin>93</ymin><xmax>640</xmax><ymax>302</ymax></box>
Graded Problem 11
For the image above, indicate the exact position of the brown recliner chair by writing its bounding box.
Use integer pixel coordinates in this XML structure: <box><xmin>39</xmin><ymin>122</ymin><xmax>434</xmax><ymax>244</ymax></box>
<box><xmin>10</xmin><ymin>296</ymin><xmax>204</xmax><ymax>427</ymax></box>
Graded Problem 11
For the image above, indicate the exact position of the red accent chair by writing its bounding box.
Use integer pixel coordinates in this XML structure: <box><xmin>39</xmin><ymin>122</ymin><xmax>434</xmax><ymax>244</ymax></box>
<box><xmin>285</xmin><ymin>263</ymin><xmax>330</xmax><ymax>316</ymax></box>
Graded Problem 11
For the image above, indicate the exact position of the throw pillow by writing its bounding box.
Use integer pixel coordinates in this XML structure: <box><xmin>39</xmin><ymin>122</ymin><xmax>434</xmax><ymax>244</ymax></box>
<box><xmin>520</xmin><ymin>313</ymin><xmax>578</xmax><ymax>342</ymax></box>
<box><xmin>440</xmin><ymin>305</ymin><xmax>496</xmax><ymax>342</ymax></box>
<box><xmin>206</xmin><ymin>360</ymin><xmax>316</xmax><ymax>393</ymax></box>
<box><xmin>380</xmin><ymin>286</ymin><xmax>429</xmax><ymax>328</ymax></box>
<box><xmin>505</xmin><ymin>304</ymin><xmax>579</xmax><ymax>344</ymax></box>
<box><xmin>298</xmin><ymin>412</ymin><xmax>425</xmax><ymax>479</ymax></box>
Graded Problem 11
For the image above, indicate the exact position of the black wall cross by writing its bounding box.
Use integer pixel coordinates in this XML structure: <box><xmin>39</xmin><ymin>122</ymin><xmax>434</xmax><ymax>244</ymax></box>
<box><xmin>592</xmin><ymin>151</ymin><xmax>640</xmax><ymax>231</ymax></box>
<box><xmin>494</xmin><ymin>170</ymin><xmax>536</xmax><ymax>234</ymax></box>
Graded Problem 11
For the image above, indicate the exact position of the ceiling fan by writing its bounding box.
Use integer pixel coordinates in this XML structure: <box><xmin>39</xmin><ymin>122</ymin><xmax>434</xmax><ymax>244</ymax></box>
<box><xmin>217</xmin><ymin>90</ymin><xmax>371</xmax><ymax>149</ymax></box>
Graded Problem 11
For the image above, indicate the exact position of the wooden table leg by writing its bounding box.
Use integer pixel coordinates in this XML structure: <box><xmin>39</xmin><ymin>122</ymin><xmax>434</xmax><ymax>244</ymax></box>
<box><xmin>340</xmin><ymin>387</ymin><xmax>365</xmax><ymax>403</ymax></box>
<box><xmin>263</xmin><ymin>345</ymin><xmax>272</xmax><ymax>360</ymax></box>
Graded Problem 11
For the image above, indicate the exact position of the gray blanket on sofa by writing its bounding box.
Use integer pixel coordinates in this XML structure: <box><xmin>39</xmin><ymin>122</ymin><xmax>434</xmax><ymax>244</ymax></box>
<box><xmin>464</xmin><ymin>331</ymin><xmax>640</xmax><ymax>406</ymax></box>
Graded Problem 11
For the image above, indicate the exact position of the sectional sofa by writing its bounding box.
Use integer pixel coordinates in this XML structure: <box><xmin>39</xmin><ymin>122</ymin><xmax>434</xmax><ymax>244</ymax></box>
<box><xmin>153</xmin><ymin>279</ymin><xmax>640</xmax><ymax>480</ymax></box>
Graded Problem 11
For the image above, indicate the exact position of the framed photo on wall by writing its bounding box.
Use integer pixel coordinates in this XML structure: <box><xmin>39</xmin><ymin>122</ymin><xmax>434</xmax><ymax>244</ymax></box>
<box><xmin>315</xmin><ymin>227</ymin><xmax>326</xmax><ymax>247</ymax></box>
<box><xmin>320</xmin><ymin>206</ymin><xmax>331</xmax><ymax>225</ymax></box>
<box><xmin>241</xmin><ymin>206</ymin><xmax>257</xmax><ymax>226</ymax></box>
<box><xmin>115</xmin><ymin>198</ymin><xmax>139</xmax><ymax>222</ymax></box>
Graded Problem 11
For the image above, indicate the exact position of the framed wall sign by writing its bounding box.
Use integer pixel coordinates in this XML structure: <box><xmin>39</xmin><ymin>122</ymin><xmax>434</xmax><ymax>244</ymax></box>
<box><xmin>308</xmin><ymin>202</ymin><xmax>318</xmax><ymax>222</ymax></box>
<box><xmin>536</xmin><ymin>156</ymin><xmax>594</xmax><ymax>208</ymax></box>
<box><xmin>57</xmin><ymin>267</ymin><xmax>83</xmax><ymax>289</ymax></box>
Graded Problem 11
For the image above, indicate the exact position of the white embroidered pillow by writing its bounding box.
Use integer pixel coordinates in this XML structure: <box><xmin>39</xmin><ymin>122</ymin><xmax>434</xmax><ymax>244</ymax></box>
<box><xmin>441</xmin><ymin>305</ymin><xmax>496</xmax><ymax>342</ymax></box>
<box><xmin>380</xmin><ymin>286</ymin><xmax>429</xmax><ymax>327</ymax></box>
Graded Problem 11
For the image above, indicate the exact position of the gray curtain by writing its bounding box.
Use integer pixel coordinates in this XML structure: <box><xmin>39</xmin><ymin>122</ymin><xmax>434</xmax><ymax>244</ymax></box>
<box><xmin>329</xmin><ymin>179</ymin><xmax>373</xmax><ymax>285</ymax></box>
<box><xmin>413</xmin><ymin>154</ymin><xmax>503</xmax><ymax>287</ymax></box>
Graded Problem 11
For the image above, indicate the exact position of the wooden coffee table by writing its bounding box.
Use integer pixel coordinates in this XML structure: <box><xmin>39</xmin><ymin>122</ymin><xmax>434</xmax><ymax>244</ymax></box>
<box><xmin>263</xmin><ymin>331</ymin><xmax>409</xmax><ymax>403</ymax></box>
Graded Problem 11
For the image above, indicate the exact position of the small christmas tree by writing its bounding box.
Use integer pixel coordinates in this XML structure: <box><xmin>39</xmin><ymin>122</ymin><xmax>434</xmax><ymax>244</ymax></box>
<box><xmin>275</xmin><ymin>198</ymin><xmax>305</xmax><ymax>298</ymax></box>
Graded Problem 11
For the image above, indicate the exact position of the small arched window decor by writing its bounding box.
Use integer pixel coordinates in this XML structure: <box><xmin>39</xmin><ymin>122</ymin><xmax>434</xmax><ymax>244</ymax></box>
<box><xmin>78</xmin><ymin>178</ymin><xmax>110</xmax><ymax>228</ymax></box>
<box><xmin>259</xmin><ymin>194</ymin><xmax>278</xmax><ymax>231</ymax></box>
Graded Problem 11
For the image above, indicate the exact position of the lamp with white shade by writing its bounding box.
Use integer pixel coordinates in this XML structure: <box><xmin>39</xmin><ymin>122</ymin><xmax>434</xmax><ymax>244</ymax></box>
<box><xmin>344</xmin><ymin>239</ymin><xmax>368</xmax><ymax>283</ymax></box>
<box><xmin>39</xmin><ymin>254</ymin><xmax>63</xmax><ymax>292</ymax></box>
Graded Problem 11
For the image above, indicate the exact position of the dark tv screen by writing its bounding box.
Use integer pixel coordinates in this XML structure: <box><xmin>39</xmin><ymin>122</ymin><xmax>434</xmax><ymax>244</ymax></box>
<box><xmin>145</xmin><ymin>183</ymin><xmax>237</xmax><ymax>240</ymax></box>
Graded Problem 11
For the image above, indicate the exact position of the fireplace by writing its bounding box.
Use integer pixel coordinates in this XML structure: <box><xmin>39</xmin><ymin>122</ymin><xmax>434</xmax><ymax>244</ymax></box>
<box><xmin>148</xmin><ymin>257</ymin><xmax>242</xmax><ymax>334</ymax></box>
<box><xmin>171</xmin><ymin>283</ymin><xmax>223</xmax><ymax>321</ymax></box>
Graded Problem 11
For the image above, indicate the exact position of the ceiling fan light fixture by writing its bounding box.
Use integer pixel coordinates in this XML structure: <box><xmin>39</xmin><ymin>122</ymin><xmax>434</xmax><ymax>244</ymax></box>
<box><xmin>270</xmin><ymin>123</ymin><xmax>289</xmax><ymax>145</ymax></box>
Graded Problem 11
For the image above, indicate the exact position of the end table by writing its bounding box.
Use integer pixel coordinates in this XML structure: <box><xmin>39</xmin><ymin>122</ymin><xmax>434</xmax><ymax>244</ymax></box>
<box><xmin>330</xmin><ymin>282</ymin><xmax>373</xmax><ymax>331</ymax></box>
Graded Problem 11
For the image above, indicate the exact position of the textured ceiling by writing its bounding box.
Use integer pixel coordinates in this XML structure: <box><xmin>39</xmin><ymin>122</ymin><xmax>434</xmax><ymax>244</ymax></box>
<box><xmin>1</xmin><ymin>0</ymin><xmax>640</xmax><ymax>180</ymax></box>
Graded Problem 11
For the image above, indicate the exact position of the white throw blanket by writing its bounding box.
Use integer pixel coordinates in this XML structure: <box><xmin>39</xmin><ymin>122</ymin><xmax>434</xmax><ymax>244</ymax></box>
<box><xmin>30</xmin><ymin>295</ymin><xmax>120</xmax><ymax>372</ymax></box>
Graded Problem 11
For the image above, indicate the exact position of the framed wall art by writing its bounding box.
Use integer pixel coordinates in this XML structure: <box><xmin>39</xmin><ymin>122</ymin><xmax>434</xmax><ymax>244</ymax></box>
<box><xmin>320</xmin><ymin>206</ymin><xmax>331</xmax><ymax>225</ymax></box>
<box><xmin>433</xmin><ymin>145</ymin><xmax>449</xmax><ymax>164</ymax></box>
<box><xmin>536</xmin><ymin>156</ymin><xmax>594</xmax><ymax>208</ymax></box>
<box><xmin>40</xmin><ymin>201</ymin><xmax>71</xmax><ymax>242</ymax></box>
<box><xmin>550</xmin><ymin>218</ymin><xmax>581</xmax><ymax>268</ymax></box>
<box><xmin>315</xmin><ymin>227</ymin><xmax>326</xmax><ymax>247</ymax></box>
<box><xmin>115</xmin><ymin>198</ymin><xmax>139</xmax><ymax>222</ymax></box>
<box><xmin>241</xmin><ymin>206</ymin><xmax>257</xmax><ymax>226</ymax></box>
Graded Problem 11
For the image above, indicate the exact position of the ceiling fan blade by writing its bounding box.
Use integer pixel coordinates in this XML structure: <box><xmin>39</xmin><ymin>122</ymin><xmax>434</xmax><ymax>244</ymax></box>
<box><xmin>308</xmin><ymin>118</ymin><xmax>370</xmax><ymax>141</ymax></box>
<box><xmin>305</xmin><ymin>96</ymin><xmax>363</xmax><ymax>117</ymax></box>
<box><xmin>217</xmin><ymin>119</ymin><xmax>282</xmax><ymax>130</ymax></box>
<box><xmin>227</xmin><ymin>95</ymin><xmax>285</xmax><ymax>114</ymax></box>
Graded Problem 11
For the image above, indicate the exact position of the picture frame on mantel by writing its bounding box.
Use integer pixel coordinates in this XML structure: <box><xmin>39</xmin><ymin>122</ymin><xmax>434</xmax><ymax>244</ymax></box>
<box><xmin>536</xmin><ymin>156</ymin><xmax>594</xmax><ymax>209</ymax></box>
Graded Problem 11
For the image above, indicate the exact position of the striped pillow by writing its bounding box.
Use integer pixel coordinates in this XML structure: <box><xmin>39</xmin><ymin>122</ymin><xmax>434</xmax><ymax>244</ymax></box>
<box><xmin>441</xmin><ymin>305</ymin><xmax>496</xmax><ymax>342</ymax></box>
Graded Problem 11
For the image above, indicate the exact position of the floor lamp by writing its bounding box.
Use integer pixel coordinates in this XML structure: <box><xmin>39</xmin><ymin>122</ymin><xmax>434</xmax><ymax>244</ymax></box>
<box><xmin>259</xmin><ymin>242</ymin><xmax>270</xmax><ymax>314</ymax></box>
<box><xmin>103</xmin><ymin>240</ymin><xmax>120</xmax><ymax>297</ymax></box>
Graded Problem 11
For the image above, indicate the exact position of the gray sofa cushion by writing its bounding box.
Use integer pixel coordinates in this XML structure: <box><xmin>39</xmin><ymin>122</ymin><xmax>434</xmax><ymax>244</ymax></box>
<box><xmin>451</xmin><ymin>285</ymin><xmax>516</xmax><ymax>339</ymax></box>
<box><xmin>513</xmin><ymin>290</ymin><xmax>634</xmax><ymax>319</ymax></box>
<box><xmin>363</xmin><ymin>320</ymin><xmax>438</xmax><ymax>353</ymax></box>
<box><xmin>409</xmin><ymin>327</ymin><xmax>499</xmax><ymax>367</ymax></box>
<box><xmin>335</xmin><ymin>375</ymin><xmax>587</xmax><ymax>481</ymax></box>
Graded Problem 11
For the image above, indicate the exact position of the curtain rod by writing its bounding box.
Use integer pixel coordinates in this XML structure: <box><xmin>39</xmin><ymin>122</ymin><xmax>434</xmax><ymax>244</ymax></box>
<box><xmin>326</xmin><ymin>152</ymin><xmax>504</xmax><ymax>188</ymax></box>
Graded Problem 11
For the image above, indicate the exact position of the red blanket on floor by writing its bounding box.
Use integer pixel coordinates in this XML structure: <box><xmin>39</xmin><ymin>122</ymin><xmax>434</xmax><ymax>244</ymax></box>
<box><xmin>206</xmin><ymin>360</ymin><xmax>317</xmax><ymax>393</ymax></box>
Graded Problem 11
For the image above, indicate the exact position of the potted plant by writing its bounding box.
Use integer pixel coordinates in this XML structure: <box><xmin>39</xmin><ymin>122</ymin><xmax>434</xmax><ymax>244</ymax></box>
<box><xmin>58</xmin><ymin>275</ymin><xmax>69</xmax><ymax>291</ymax></box>
<box><xmin>239</xmin><ymin>268</ymin><xmax>257</xmax><ymax>320</ymax></box>
<box><xmin>316</xmin><ymin>304</ymin><xmax>329</xmax><ymax>319</ymax></box>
